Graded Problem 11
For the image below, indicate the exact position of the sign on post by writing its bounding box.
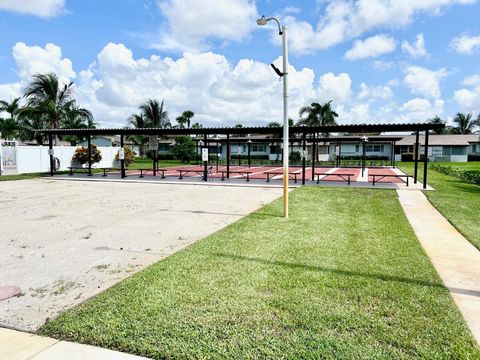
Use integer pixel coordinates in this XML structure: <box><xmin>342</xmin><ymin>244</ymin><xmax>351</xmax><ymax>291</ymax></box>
<box><xmin>119</xmin><ymin>148</ymin><xmax>125</xmax><ymax>160</ymax></box>
<box><xmin>48</xmin><ymin>149</ymin><xmax>54</xmax><ymax>156</ymax></box>
<box><xmin>202</xmin><ymin>148</ymin><xmax>209</xmax><ymax>162</ymax></box>
<box><xmin>300</xmin><ymin>149</ymin><xmax>308</xmax><ymax>159</ymax></box>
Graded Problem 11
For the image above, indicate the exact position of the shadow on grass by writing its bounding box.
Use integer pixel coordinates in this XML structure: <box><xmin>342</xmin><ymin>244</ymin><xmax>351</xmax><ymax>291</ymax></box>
<box><xmin>214</xmin><ymin>253</ymin><xmax>480</xmax><ymax>295</ymax></box>
<box><xmin>442</xmin><ymin>180</ymin><xmax>480</xmax><ymax>194</ymax></box>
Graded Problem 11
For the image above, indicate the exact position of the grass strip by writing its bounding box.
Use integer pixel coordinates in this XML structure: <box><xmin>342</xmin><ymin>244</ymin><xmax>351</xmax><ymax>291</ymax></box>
<box><xmin>400</xmin><ymin>162</ymin><xmax>480</xmax><ymax>250</ymax></box>
<box><xmin>41</xmin><ymin>187</ymin><xmax>479</xmax><ymax>359</ymax></box>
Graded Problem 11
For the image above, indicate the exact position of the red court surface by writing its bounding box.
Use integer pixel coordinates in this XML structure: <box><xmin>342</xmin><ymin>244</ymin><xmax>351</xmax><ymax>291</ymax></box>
<box><xmin>98</xmin><ymin>164</ymin><xmax>408</xmax><ymax>186</ymax></box>
<box><xmin>368</xmin><ymin>167</ymin><xmax>405</xmax><ymax>183</ymax></box>
<box><xmin>318</xmin><ymin>167</ymin><xmax>361</xmax><ymax>182</ymax></box>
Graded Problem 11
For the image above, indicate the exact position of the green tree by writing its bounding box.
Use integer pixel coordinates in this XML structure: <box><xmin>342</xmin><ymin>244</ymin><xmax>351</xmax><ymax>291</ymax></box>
<box><xmin>175</xmin><ymin>111</ymin><xmax>195</xmax><ymax>129</ymax></box>
<box><xmin>182</xmin><ymin>110</ymin><xmax>194</xmax><ymax>128</ymax></box>
<box><xmin>16</xmin><ymin>111</ymin><xmax>46</xmax><ymax>144</ymax></box>
<box><xmin>127</xmin><ymin>113</ymin><xmax>148</xmax><ymax>157</ymax></box>
<box><xmin>139</xmin><ymin>99</ymin><xmax>170</xmax><ymax>128</ymax></box>
<box><xmin>0</xmin><ymin>97</ymin><xmax>20</xmax><ymax>120</ymax></box>
<box><xmin>175</xmin><ymin>116</ymin><xmax>187</xmax><ymax>129</ymax></box>
<box><xmin>20</xmin><ymin>73</ymin><xmax>93</xmax><ymax>144</ymax></box>
<box><xmin>267</xmin><ymin>121</ymin><xmax>281</xmax><ymax>128</ymax></box>
<box><xmin>427</xmin><ymin>116</ymin><xmax>454</xmax><ymax>135</ymax></box>
<box><xmin>0</xmin><ymin>98</ymin><xmax>21</xmax><ymax>139</ymax></box>
<box><xmin>297</xmin><ymin>101</ymin><xmax>338</xmax><ymax>126</ymax></box>
<box><xmin>0</xmin><ymin>118</ymin><xmax>18</xmax><ymax>140</ymax></box>
<box><xmin>452</xmin><ymin>112</ymin><xmax>480</xmax><ymax>134</ymax></box>
<box><xmin>191</xmin><ymin>122</ymin><xmax>203</xmax><ymax>129</ymax></box>
<box><xmin>171</xmin><ymin>136</ymin><xmax>196</xmax><ymax>163</ymax></box>
<box><xmin>62</xmin><ymin>103</ymin><xmax>94</xmax><ymax>145</ymax></box>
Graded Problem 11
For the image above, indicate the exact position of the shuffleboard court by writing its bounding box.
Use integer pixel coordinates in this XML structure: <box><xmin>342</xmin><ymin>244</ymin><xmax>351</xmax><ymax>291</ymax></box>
<box><xmin>368</xmin><ymin>167</ymin><xmax>405</xmax><ymax>183</ymax></box>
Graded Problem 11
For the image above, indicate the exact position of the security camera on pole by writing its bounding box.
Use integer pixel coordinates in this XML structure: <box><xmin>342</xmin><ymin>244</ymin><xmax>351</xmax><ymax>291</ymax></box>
<box><xmin>256</xmin><ymin>15</ymin><xmax>290</xmax><ymax>218</ymax></box>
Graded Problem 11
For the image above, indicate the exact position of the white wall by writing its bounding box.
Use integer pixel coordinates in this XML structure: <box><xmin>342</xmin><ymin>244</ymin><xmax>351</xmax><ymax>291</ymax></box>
<box><xmin>449</xmin><ymin>155</ymin><xmax>468</xmax><ymax>162</ymax></box>
<box><xmin>14</xmin><ymin>146</ymin><xmax>118</xmax><ymax>174</ymax></box>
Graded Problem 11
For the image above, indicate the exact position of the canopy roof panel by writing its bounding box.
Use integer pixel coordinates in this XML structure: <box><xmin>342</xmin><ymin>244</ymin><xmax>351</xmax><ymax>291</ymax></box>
<box><xmin>37</xmin><ymin>123</ymin><xmax>444</xmax><ymax>136</ymax></box>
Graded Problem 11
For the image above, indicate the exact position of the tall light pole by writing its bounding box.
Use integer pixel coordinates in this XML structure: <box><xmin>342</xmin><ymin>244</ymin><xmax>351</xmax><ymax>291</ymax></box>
<box><xmin>257</xmin><ymin>15</ymin><xmax>289</xmax><ymax>218</ymax></box>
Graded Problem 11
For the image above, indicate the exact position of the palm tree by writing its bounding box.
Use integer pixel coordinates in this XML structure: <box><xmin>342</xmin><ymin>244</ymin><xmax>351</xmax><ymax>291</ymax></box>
<box><xmin>175</xmin><ymin>116</ymin><xmax>187</xmax><ymax>129</ymax></box>
<box><xmin>452</xmin><ymin>113</ymin><xmax>480</xmax><ymax>134</ymax></box>
<box><xmin>139</xmin><ymin>99</ymin><xmax>170</xmax><ymax>128</ymax></box>
<box><xmin>0</xmin><ymin>118</ymin><xmax>18</xmax><ymax>140</ymax></box>
<box><xmin>0</xmin><ymin>98</ymin><xmax>21</xmax><ymax>139</ymax></box>
<box><xmin>428</xmin><ymin>116</ymin><xmax>451</xmax><ymax>135</ymax></box>
<box><xmin>182</xmin><ymin>110</ymin><xmax>194</xmax><ymax>128</ymax></box>
<box><xmin>0</xmin><ymin>97</ymin><xmax>21</xmax><ymax>120</ymax></box>
<box><xmin>61</xmin><ymin>104</ymin><xmax>94</xmax><ymax>145</ymax></box>
<box><xmin>16</xmin><ymin>110</ymin><xmax>46</xmax><ymax>145</ymax></box>
<box><xmin>297</xmin><ymin>101</ymin><xmax>338</xmax><ymax>126</ymax></box>
<box><xmin>191</xmin><ymin>122</ymin><xmax>203</xmax><ymax>129</ymax></box>
<box><xmin>20</xmin><ymin>73</ymin><xmax>93</xmax><ymax>144</ymax></box>
<box><xmin>127</xmin><ymin>113</ymin><xmax>148</xmax><ymax>157</ymax></box>
<box><xmin>22</xmin><ymin>73</ymin><xmax>73</xmax><ymax>129</ymax></box>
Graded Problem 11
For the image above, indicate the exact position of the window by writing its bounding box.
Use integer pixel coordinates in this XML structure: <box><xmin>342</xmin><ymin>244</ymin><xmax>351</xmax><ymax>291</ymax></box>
<box><xmin>355</xmin><ymin>145</ymin><xmax>359</xmax><ymax>152</ymax></box>
<box><xmin>252</xmin><ymin>144</ymin><xmax>266</xmax><ymax>152</ymax></box>
<box><xmin>451</xmin><ymin>146</ymin><xmax>467</xmax><ymax>155</ymax></box>
<box><xmin>158</xmin><ymin>145</ymin><xmax>171</xmax><ymax>151</ymax></box>
<box><xmin>366</xmin><ymin>144</ymin><xmax>384</xmax><ymax>153</ymax></box>
<box><xmin>397</xmin><ymin>146</ymin><xmax>413</xmax><ymax>154</ymax></box>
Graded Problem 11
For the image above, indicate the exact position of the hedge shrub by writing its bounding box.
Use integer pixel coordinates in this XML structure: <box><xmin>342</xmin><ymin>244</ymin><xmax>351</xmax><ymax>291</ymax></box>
<box><xmin>430</xmin><ymin>164</ymin><xmax>480</xmax><ymax>185</ymax></box>
<box><xmin>115</xmin><ymin>146</ymin><xmax>136</xmax><ymax>166</ymax></box>
<box><xmin>72</xmin><ymin>145</ymin><xmax>102</xmax><ymax>165</ymax></box>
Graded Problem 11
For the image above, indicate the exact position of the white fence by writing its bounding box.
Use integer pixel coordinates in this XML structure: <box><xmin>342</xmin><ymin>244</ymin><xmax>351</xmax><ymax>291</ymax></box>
<box><xmin>1</xmin><ymin>145</ymin><xmax>119</xmax><ymax>174</ymax></box>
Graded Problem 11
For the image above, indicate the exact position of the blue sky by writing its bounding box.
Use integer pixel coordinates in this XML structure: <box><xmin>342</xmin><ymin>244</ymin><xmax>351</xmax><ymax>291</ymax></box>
<box><xmin>1</xmin><ymin>0</ymin><xmax>480</xmax><ymax>127</ymax></box>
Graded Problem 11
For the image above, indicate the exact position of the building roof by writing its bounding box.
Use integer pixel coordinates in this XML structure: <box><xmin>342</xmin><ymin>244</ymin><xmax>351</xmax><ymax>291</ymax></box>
<box><xmin>396</xmin><ymin>134</ymin><xmax>480</xmax><ymax>146</ymax></box>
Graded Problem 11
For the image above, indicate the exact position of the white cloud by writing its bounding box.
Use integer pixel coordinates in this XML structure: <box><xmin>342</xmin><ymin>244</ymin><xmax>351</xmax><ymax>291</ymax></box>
<box><xmin>3</xmin><ymin>41</ymin><xmax>450</xmax><ymax>127</ymax></box>
<box><xmin>462</xmin><ymin>74</ymin><xmax>480</xmax><ymax>86</ymax></box>
<box><xmin>72</xmin><ymin>43</ymin><xmax>322</xmax><ymax>127</ymax></box>
<box><xmin>336</xmin><ymin>103</ymin><xmax>371</xmax><ymax>124</ymax></box>
<box><xmin>344</xmin><ymin>34</ymin><xmax>396</xmax><ymax>60</ymax></box>
<box><xmin>358</xmin><ymin>83</ymin><xmax>393</xmax><ymax>100</ymax></box>
<box><xmin>272</xmin><ymin>0</ymin><xmax>478</xmax><ymax>54</ymax></box>
<box><xmin>12</xmin><ymin>42</ymin><xmax>75</xmax><ymax>83</ymax></box>
<box><xmin>403</xmin><ymin>66</ymin><xmax>448</xmax><ymax>98</ymax></box>
<box><xmin>0</xmin><ymin>0</ymin><xmax>65</xmax><ymax>18</ymax></box>
<box><xmin>396</xmin><ymin>98</ymin><xmax>445</xmax><ymax>122</ymax></box>
<box><xmin>316</xmin><ymin>72</ymin><xmax>352</xmax><ymax>104</ymax></box>
<box><xmin>372</xmin><ymin>60</ymin><xmax>395</xmax><ymax>71</ymax></box>
<box><xmin>450</xmin><ymin>33</ymin><xmax>480</xmax><ymax>54</ymax></box>
<box><xmin>454</xmin><ymin>74</ymin><xmax>480</xmax><ymax>112</ymax></box>
<box><xmin>0</xmin><ymin>83</ymin><xmax>22</xmax><ymax>101</ymax></box>
<box><xmin>401</xmin><ymin>33</ymin><xmax>428</xmax><ymax>58</ymax></box>
<box><xmin>153</xmin><ymin>0</ymin><xmax>257</xmax><ymax>52</ymax></box>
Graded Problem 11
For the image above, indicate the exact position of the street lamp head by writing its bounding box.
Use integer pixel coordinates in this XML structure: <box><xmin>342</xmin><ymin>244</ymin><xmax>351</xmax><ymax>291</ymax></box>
<box><xmin>198</xmin><ymin>140</ymin><xmax>204</xmax><ymax>147</ymax></box>
<box><xmin>256</xmin><ymin>15</ymin><xmax>282</xmax><ymax>35</ymax></box>
<box><xmin>256</xmin><ymin>16</ymin><xmax>268</xmax><ymax>26</ymax></box>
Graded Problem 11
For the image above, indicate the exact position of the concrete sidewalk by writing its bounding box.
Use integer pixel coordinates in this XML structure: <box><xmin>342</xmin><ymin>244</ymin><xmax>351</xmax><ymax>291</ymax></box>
<box><xmin>0</xmin><ymin>327</ymin><xmax>150</xmax><ymax>360</ymax></box>
<box><xmin>397</xmin><ymin>190</ymin><xmax>480</xmax><ymax>344</ymax></box>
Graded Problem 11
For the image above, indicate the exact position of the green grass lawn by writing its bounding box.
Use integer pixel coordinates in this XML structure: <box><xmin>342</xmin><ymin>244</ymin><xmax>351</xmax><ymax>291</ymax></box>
<box><xmin>399</xmin><ymin>162</ymin><xmax>480</xmax><ymax>250</ymax></box>
<box><xmin>434</xmin><ymin>161</ymin><xmax>480</xmax><ymax>172</ymax></box>
<box><xmin>41</xmin><ymin>187</ymin><xmax>479</xmax><ymax>359</ymax></box>
<box><xmin>0</xmin><ymin>171</ymin><xmax>72</xmax><ymax>181</ymax></box>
